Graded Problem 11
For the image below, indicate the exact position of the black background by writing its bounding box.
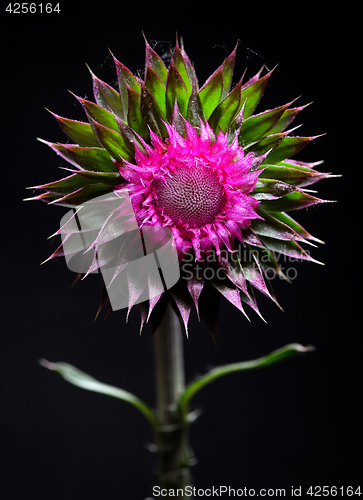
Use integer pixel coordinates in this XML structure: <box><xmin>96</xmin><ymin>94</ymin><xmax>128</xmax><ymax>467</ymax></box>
<box><xmin>2</xmin><ymin>4</ymin><xmax>361</xmax><ymax>500</ymax></box>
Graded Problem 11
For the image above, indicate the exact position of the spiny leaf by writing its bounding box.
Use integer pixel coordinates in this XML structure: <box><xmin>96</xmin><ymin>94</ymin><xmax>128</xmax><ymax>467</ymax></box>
<box><xmin>49</xmin><ymin>111</ymin><xmax>99</xmax><ymax>147</ymax></box>
<box><xmin>259</xmin><ymin>190</ymin><xmax>327</xmax><ymax>212</ymax></box>
<box><xmin>264</xmin><ymin>136</ymin><xmax>319</xmax><ymax>165</ymax></box>
<box><xmin>60</xmin><ymin>145</ymin><xmax>118</xmax><ymax>172</ymax></box>
<box><xmin>127</xmin><ymin>88</ymin><xmax>149</xmax><ymax>139</ymax></box>
<box><xmin>47</xmin><ymin>183</ymin><xmax>113</xmax><ymax>206</ymax></box>
<box><xmin>169</xmin><ymin>279</ymin><xmax>193</xmax><ymax>337</ymax></box>
<box><xmin>258</xmin><ymin>235</ymin><xmax>319</xmax><ymax>262</ymax></box>
<box><xmin>240</xmin><ymin>68</ymin><xmax>274</xmax><ymax>118</ymax></box>
<box><xmin>244</xmin><ymin>132</ymin><xmax>285</xmax><ymax>156</ymax></box>
<box><xmin>249</xmin><ymin>245</ymin><xmax>288</xmax><ymax>281</ymax></box>
<box><xmin>172</xmin><ymin>41</ymin><xmax>192</xmax><ymax>97</ymax></box>
<box><xmin>36</xmin><ymin>139</ymin><xmax>78</xmax><ymax>168</ymax></box>
<box><xmin>144</xmin><ymin>66</ymin><xmax>167</xmax><ymax>116</ymax></box>
<box><xmin>76</xmin><ymin>95</ymin><xmax>119</xmax><ymax>131</ymax></box>
<box><xmin>87</xmin><ymin>64</ymin><xmax>124</xmax><ymax>120</ymax></box>
<box><xmin>88</xmin><ymin>117</ymin><xmax>136</xmax><ymax>161</ymax></box>
<box><xmin>165</xmin><ymin>61</ymin><xmax>188</xmax><ymax>120</ymax></box>
<box><xmin>180</xmin><ymin>38</ymin><xmax>197</xmax><ymax>87</ymax></box>
<box><xmin>208</xmin><ymin>79</ymin><xmax>242</xmax><ymax>134</ymax></box>
<box><xmin>268</xmin><ymin>103</ymin><xmax>310</xmax><ymax>135</ymax></box>
<box><xmin>186</xmin><ymin>265</ymin><xmax>204</xmax><ymax>320</ymax></box>
<box><xmin>198</xmin><ymin>68</ymin><xmax>223</xmax><ymax>119</ymax></box>
<box><xmin>259</xmin><ymin>164</ymin><xmax>327</xmax><ymax>187</ymax></box>
<box><xmin>221</xmin><ymin>42</ymin><xmax>238</xmax><ymax>98</ymax></box>
<box><xmin>223</xmin><ymin>251</ymin><xmax>249</xmax><ymax>296</ymax></box>
<box><xmin>210</xmin><ymin>275</ymin><xmax>249</xmax><ymax>321</ymax></box>
<box><xmin>140</xmin><ymin>83</ymin><xmax>168</xmax><ymax>138</ymax></box>
<box><xmin>240</xmin><ymin>246</ymin><xmax>276</xmax><ymax>303</ymax></box>
<box><xmin>112</xmin><ymin>54</ymin><xmax>141</xmax><ymax>122</ymax></box>
<box><xmin>252</xmin><ymin>178</ymin><xmax>297</xmax><ymax>200</ymax></box>
<box><xmin>251</xmin><ymin>210</ymin><xmax>306</xmax><ymax>242</ymax></box>
<box><xmin>187</xmin><ymin>78</ymin><xmax>204</xmax><ymax>127</ymax></box>
<box><xmin>239</xmin><ymin>103</ymin><xmax>291</xmax><ymax>148</ymax></box>
<box><xmin>171</xmin><ymin>101</ymin><xmax>187</xmax><ymax>138</ymax></box>
<box><xmin>144</xmin><ymin>35</ymin><xmax>168</xmax><ymax>85</ymax></box>
<box><xmin>29</xmin><ymin>173</ymin><xmax>99</xmax><ymax>195</ymax></box>
<box><xmin>70</xmin><ymin>169</ymin><xmax>123</xmax><ymax>187</ymax></box>
<box><xmin>272</xmin><ymin>211</ymin><xmax>324</xmax><ymax>244</ymax></box>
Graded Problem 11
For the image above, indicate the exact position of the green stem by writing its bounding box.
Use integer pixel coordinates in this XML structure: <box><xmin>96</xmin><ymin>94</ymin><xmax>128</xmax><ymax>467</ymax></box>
<box><xmin>153</xmin><ymin>302</ymin><xmax>193</xmax><ymax>497</ymax></box>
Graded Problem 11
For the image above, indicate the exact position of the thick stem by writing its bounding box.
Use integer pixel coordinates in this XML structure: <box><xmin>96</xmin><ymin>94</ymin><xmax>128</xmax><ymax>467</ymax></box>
<box><xmin>153</xmin><ymin>302</ymin><xmax>193</xmax><ymax>496</ymax></box>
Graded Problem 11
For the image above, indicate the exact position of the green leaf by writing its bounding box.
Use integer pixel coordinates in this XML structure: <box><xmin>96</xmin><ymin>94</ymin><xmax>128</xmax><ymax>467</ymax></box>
<box><xmin>271</xmin><ymin>211</ymin><xmax>324</xmax><ymax>244</ymax></box>
<box><xmin>62</xmin><ymin>146</ymin><xmax>118</xmax><ymax>172</ymax></box>
<box><xmin>209</xmin><ymin>79</ymin><xmax>242</xmax><ymax>134</ymax></box>
<box><xmin>259</xmin><ymin>164</ymin><xmax>326</xmax><ymax>186</ymax></box>
<box><xmin>239</xmin><ymin>104</ymin><xmax>290</xmax><ymax>148</ymax></box>
<box><xmin>145</xmin><ymin>66</ymin><xmax>167</xmax><ymax>116</ymax></box>
<box><xmin>249</xmin><ymin>245</ymin><xmax>287</xmax><ymax>280</ymax></box>
<box><xmin>268</xmin><ymin>104</ymin><xmax>309</xmax><ymax>135</ymax></box>
<box><xmin>198</xmin><ymin>68</ymin><xmax>223</xmax><ymax>119</ymax></box>
<box><xmin>240</xmin><ymin>69</ymin><xmax>272</xmax><ymax>119</ymax></box>
<box><xmin>88</xmin><ymin>65</ymin><xmax>124</xmax><ymax>120</ymax></box>
<box><xmin>127</xmin><ymin>88</ymin><xmax>149</xmax><ymax>139</ymax></box>
<box><xmin>140</xmin><ymin>83</ymin><xmax>168</xmax><ymax>138</ymax></box>
<box><xmin>259</xmin><ymin>190</ymin><xmax>326</xmax><ymax>212</ymax></box>
<box><xmin>112</xmin><ymin>54</ymin><xmax>141</xmax><ymax>122</ymax></box>
<box><xmin>36</xmin><ymin>139</ymin><xmax>79</xmax><ymax>168</ymax></box>
<box><xmin>72</xmin><ymin>169</ymin><xmax>123</xmax><ymax>187</ymax></box>
<box><xmin>30</xmin><ymin>173</ymin><xmax>99</xmax><ymax>195</ymax></box>
<box><xmin>165</xmin><ymin>61</ymin><xmax>188</xmax><ymax>120</ymax></box>
<box><xmin>89</xmin><ymin>117</ymin><xmax>135</xmax><ymax>161</ymax></box>
<box><xmin>172</xmin><ymin>42</ymin><xmax>192</xmax><ymax>97</ymax></box>
<box><xmin>252</xmin><ymin>210</ymin><xmax>305</xmax><ymax>241</ymax></box>
<box><xmin>187</xmin><ymin>79</ymin><xmax>204</xmax><ymax>128</ymax></box>
<box><xmin>258</xmin><ymin>235</ymin><xmax>316</xmax><ymax>262</ymax></box>
<box><xmin>180</xmin><ymin>39</ymin><xmax>197</xmax><ymax>87</ymax></box>
<box><xmin>244</xmin><ymin>132</ymin><xmax>285</xmax><ymax>156</ymax></box>
<box><xmin>47</xmin><ymin>183</ymin><xmax>116</xmax><ymax>206</ymax></box>
<box><xmin>209</xmin><ymin>274</ymin><xmax>249</xmax><ymax>320</ymax></box>
<box><xmin>223</xmin><ymin>251</ymin><xmax>248</xmax><ymax>296</ymax></box>
<box><xmin>178</xmin><ymin>344</ymin><xmax>314</xmax><ymax>419</ymax></box>
<box><xmin>77</xmin><ymin>96</ymin><xmax>119</xmax><ymax>131</ymax></box>
<box><xmin>50</xmin><ymin>112</ymin><xmax>99</xmax><ymax>147</ymax></box>
<box><xmin>240</xmin><ymin>244</ymin><xmax>276</xmax><ymax>302</ymax></box>
<box><xmin>39</xmin><ymin>359</ymin><xmax>159</xmax><ymax>428</ymax></box>
<box><xmin>221</xmin><ymin>43</ymin><xmax>237</xmax><ymax>98</ymax></box>
<box><xmin>265</xmin><ymin>136</ymin><xmax>316</xmax><ymax>165</ymax></box>
<box><xmin>144</xmin><ymin>36</ymin><xmax>168</xmax><ymax>84</ymax></box>
<box><xmin>252</xmin><ymin>178</ymin><xmax>297</xmax><ymax>200</ymax></box>
<box><xmin>171</xmin><ymin>101</ymin><xmax>187</xmax><ymax>137</ymax></box>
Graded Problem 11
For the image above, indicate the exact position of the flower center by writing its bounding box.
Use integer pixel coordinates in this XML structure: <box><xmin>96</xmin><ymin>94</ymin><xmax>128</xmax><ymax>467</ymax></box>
<box><xmin>153</xmin><ymin>164</ymin><xmax>225</xmax><ymax>228</ymax></box>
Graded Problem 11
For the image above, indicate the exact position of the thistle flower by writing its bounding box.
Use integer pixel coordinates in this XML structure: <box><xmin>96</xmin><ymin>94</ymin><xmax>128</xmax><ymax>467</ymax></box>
<box><xmin>27</xmin><ymin>36</ymin><xmax>332</xmax><ymax>335</ymax></box>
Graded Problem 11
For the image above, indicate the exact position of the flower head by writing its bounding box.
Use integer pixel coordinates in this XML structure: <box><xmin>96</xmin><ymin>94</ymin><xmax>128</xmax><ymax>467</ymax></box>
<box><xmin>118</xmin><ymin>120</ymin><xmax>262</xmax><ymax>262</ymax></box>
<box><xmin>27</xmin><ymin>36</ymin><xmax>333</xmax><ymax>335</ymax></box>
